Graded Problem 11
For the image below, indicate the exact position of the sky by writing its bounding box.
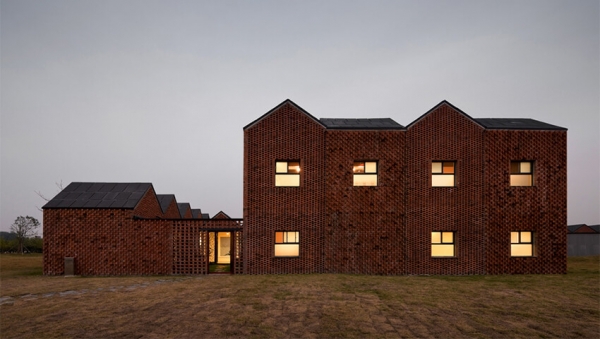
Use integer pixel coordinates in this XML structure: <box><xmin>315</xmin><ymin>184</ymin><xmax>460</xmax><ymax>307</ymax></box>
<box><xmin>1</xmin><ymin>0</ymin><xmax>599</xmax><ymax>233</ymax></box>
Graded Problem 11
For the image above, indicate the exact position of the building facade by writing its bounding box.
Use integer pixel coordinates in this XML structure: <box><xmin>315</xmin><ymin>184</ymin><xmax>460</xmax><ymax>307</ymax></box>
<box><xmin>243</xmin><ymin>99</ymin><xmax>567</xmax><ymax>275</ymax></box>
<box><xmin>44</xmin><ymin>99</ymin><xmax>567</xmax><ymax>275</ymax></box>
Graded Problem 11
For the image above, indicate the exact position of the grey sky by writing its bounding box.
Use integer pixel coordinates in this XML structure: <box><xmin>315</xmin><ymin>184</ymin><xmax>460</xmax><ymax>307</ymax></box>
<box><xmin>1</xmin><ymin>0</ymin><xmax>598</xmax><ymax>233</ymax></box>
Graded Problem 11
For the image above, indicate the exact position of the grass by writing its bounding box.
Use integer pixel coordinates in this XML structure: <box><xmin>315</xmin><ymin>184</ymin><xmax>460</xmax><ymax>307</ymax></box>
<box><xmin>1</xmin><ymin>254</ymin><xmax>598</xmax><ymax>338</ymax></box>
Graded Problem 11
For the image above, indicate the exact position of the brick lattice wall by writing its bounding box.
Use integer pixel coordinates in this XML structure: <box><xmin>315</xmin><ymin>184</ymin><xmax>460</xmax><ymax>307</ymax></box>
<box><xmin>324</xmin><ymin>130</ymin><xmax>406</xmax><ymax>274</ymax></box>
<box><xmin>405</xmin><ymin>103</ymin><xmax>486</xmax><ymax>274</ymax></box>
<box><xmin>484</xmin><ymin>130</ymin><xmax>567</xmax><ymax>274</ymax></box>
<box><xmin>244</xmin><ymin>101</ymin><xmax>326</xmax><ymax>274</ymax></box>
<box><xmin>43</xmin><ymin>210</ymin><xmax>171</xmax><ymax>276</ymax></box>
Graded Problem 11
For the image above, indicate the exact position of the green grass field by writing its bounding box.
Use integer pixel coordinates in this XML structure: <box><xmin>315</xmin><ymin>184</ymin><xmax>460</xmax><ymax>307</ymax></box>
<box><xmin>1</xmin><ymin>254</ymin><xmax>598</xmax><ymax>338</ymax></box>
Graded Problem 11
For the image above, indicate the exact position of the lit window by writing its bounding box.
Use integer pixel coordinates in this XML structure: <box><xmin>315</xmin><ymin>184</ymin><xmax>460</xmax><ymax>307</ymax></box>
<box><xmin>274</xmin><ymin>231</ymin><xmax>299</xmax><ymax>257</ymax></box>
<box><xmin>432</xmin><ymin>161</ymin><xmax>455</xmax><ymax>187</ymax></box>
<box><xmin>510</xmin><ymin>161</ymin><xmax>534</xmax><ymax>186</ymax></box>
<box><xmin>511</xmin><ymin>231</ymin><xmax>534</xmax><ymax>257</ymax></box>
<box><xmin>275</xmin><ymin>161</ymin><xmax>300</xmax><ymax>187</ymax></box>
<box><xmin>353</xmin><ymin>161</ymin><xmax>378</xmax><ymax>186</ymax></box>
<box><xmin>431</xmin><ymin>231</ymin><xmax>455</xmax><ymax>257</ymax></box>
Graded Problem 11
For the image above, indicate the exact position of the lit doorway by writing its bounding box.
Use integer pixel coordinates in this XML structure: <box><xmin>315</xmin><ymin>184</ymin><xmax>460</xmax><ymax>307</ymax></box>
<box><xmin>208</xmin><ymin>231</ymin><xmax>231</xmax><ymax>273</ymax></box>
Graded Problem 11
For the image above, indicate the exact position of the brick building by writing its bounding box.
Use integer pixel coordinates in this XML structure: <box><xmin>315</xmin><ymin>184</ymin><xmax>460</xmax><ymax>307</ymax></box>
<box><xmin>44</xmin><ymin>99</ymin><xmax>567</xmax><ymax>275</ymax></box>
<box><xmin>244</xmin><ymin>99</ymin><xmax>567</xmax><ymax>275</ymax></box>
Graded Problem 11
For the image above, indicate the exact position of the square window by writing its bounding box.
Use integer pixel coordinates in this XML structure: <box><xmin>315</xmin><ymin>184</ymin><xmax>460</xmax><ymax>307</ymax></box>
<box><xmin>510</xmin><ymin>161</ymin><xmax>534</xmax><ymax>186</ymax></box>
<box><xmin>274</xmin><ymin>231</ymin><xmax>299</xmax><ymax>257</ymax></box>
<box><xmin>432</xmin><ymin>161</ymin><xmax>455</xmax><ymax>187</ymax></box>
<box><xmin>511</xmin><ymin>231</ymin><xmax>534</xmax><ymax>257</ymax></box>
<box><xmin>275</xmin><ymin>161</ymin><xmax>300</xmax><ymax>187</ymax></box>
<box><xmin>431</xmin><ymin>231</ymin><xmax>455</xmax><ymax>257</ymax></box>
<box><xmin>353</xmin><ymin>161</ymin><xmax>378</xmax><ymax>186</ymax></box>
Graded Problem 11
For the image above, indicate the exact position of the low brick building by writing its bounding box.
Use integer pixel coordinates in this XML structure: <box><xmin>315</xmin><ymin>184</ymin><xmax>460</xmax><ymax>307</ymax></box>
<box><xmin>44</xmin><ymin>99</ymin><xmax>567</xmax><ymax>275</ymax></box>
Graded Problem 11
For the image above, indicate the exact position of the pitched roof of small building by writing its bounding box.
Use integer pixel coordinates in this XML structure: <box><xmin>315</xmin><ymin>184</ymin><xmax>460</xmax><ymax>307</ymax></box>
<box><xmin>177</xmin><ymin>203</ymin><xmax>191</xmax><ymax>218</ymax></box>
<box><xmin>42</xmin><ymin>182</ymin><xmax>153</xmax><ymax>209</ymax></box>
<box><xmin>156</xmin><ymin>194</ymin><xmax>176</xmax><ymax>214</ymax></box>
<box><xmin>567</xmin><ymin>224</ymin><xmax>599</xmax><ymax>234</ymax></box>
<box><xmin>320</xmin><ymin>118</ymin><xmax>404</xmax><ymax>130</ymax></box>
<box><xmin>191</xmin><ymin>209</ymin><xmax>202</xmax><ymax>218</ymax></box>
<box><xmin>202</xmin><ymin>213</ymin><xmax>210</xmax><ymax>219</ymax></box>
<box><xmin>475</xmin><ymin>118</ymin><xmax>566</xmax><ymax>130</ymax></box>
<box><xmin>212</xmin><ymin>211</ymin><xmax>231</xmax><ymax>219</ymax></box>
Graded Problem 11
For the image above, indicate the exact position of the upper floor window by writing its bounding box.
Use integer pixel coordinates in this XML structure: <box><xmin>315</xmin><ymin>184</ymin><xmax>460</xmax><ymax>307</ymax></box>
<box><xmin>275</xmin><ymin>161</ymin><xmax>300</xmax><ymax>187</ymax></box>
<box><xmin>511</xmin><ymin>231</ymin><xmax>534</xmax><ymax>257</ymax></box>
<box><xmin>274</xmin><ymin>231</ymin><xmax>299</xmax><ymax>257</ymax></box>
<box><xmin>431</xmin><ymin>231</ymin><xmax>455</xmax><ymax>257</ymax></box>
<box><xmin>510</xmin><ymin>161</ymin><xmax>534</xmax><ymax>186</ymax></box>
<box><xmin>353</xmin><ymin>161</ymin><xmax>378</xmax><ymax>186</ymax></box>
<box><xmin>432</xmin><ymin>161</ymin><xmax>455</xmax><ymax>187</ymax></box>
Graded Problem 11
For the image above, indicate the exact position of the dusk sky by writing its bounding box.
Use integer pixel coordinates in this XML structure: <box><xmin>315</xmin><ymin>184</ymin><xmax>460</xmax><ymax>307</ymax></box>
<box><xmin>1</xmin><ymin>0</ymin><xmax>598</xmax><ymax>233</ymax></box>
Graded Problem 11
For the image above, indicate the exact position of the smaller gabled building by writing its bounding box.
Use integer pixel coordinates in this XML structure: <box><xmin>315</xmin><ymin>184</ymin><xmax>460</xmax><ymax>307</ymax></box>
<box><xmin>43</xmin><ymin>182</ymin><xmax>170</xmax><ymax>275</ymax></box>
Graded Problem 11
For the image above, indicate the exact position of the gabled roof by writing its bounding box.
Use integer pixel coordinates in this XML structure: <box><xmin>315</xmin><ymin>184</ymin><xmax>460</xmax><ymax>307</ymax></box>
<box><xmin>320</xmin><ymin>118</ymin><xmax>404</xmax><ymax>130</ymax></box>
<box><xmin>243</xmin><ymin>99</ymin><xmax>325</xmax><ymax>130</ymax></box>
<box><xmin>567</xmin><ymin>224</ymin><xmax>598</xmax><ymax>234</ymax></box>
<box><xmin>42</xmin><ymin>182</ymin><xmax>153</xmax><ymax>209</ymax></box>
<box><xmin>212</xmin><ymin>211</ymin><xmax>231</xmax><ymax>219</ymax></box>
<box><xmin>476</xmin><ymin>118</ymin><xmax>566</xmax><ymax>130</ymax></box>
<box><xmin>177</xmin><ymin>203</ymin><xmax>191</xmax><ymax>218</ymax></box>
<box><xmin>191</xmin><ymin>209</ymin><xmax>202</xmax><ymax>218</ymax></box>
<box><xmin>156</xmin><ymin>194</ymin><xmax>176</xmax><ymax>214</ymax></box>
<box><xmin>589</xmin><ymin>225</ymin><xmax>600</xmax><ymax>233</ymax></box>
<box><xmin>201</xmin><ymin>213</ymin><xmax>210</xmax><ymax>219</ymax></box>
<box><xmin>406</xmin><ymin>100</ymin><xmax>566</xmax><ymax>131</ymax></box>
<box><xmin>406</xmin><ymin>100</ymin><xmax>485</xmax><ymax>130</ymax></box>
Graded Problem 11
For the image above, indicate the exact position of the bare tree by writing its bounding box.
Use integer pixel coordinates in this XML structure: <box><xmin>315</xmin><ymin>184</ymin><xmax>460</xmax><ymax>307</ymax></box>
<box><xmin>10</xmin><ymin>216</ymin><xmax>40</xmax><ymax>254</ymax></box>
<box><xmin>35</xmin><ymin>180</ymin><xmax>64</xmax><ymax>211</ymax></box>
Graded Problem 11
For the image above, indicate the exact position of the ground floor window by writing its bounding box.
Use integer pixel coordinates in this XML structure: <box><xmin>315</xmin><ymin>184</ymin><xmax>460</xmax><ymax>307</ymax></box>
<box><xmin>274</xmin><ymin>231</ymin><xmax>299</xmax><ymax>257</ymax></box>
<box><xmin>511</xmin><ymin>231</ymin><xmax>534</xmax><ymax>257</ymax></box>
<box><xmin>431</xmin><ymin>231</ymin><xmax>455</xmax><ymax>257</ymax></box>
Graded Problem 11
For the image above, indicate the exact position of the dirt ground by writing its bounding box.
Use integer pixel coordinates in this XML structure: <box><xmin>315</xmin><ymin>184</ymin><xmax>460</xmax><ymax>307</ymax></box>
<box><xmin>1</xmin><ymin>255</ymin><xmax>599</xmax><ymax>338</ymax></box>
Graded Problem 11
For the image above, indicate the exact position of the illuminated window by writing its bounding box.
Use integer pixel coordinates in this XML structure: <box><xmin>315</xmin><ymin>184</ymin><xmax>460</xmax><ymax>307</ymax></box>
<box><xmin>511</xmin><ymin>231</ymin><xmax>534</xmax><ymax>257</ymax></box>
<box><xmin>431</xmin><ymin>231</ymin><xmax>455</xmax><ymax>257</ymax></box>
<box><xmin>432</xmin><ymin>161</ymin><xmax>455</xmax><ymax>187</ymax></box>
<box><xmin>275</xmin><ymin>161</ymin><xmax>300</xmax><ymax>187</ymax></box>
<box><xmin>353</xmin><ymin>161</ymin><xmax>378</xmax><ymax>186</ymax></box>
<box><xmin>274</xmin><ymin>231</ymin><xmax>299</xmax><ymax>257</ymax></box>
<box><xmin>510</xmin><ymin>161</ymin><xmax>534</xmax><ymax>186</ymax></box>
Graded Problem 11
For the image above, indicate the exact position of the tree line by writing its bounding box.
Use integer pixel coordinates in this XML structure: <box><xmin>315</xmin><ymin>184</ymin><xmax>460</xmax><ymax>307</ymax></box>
<box><xmin>1</xmin><ymin>216</ymin><xmax>42</xmax><ymax>253</ymax></box>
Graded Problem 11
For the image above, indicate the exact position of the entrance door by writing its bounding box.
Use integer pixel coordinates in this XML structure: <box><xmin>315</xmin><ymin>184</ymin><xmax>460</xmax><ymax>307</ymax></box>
<box><xmin>217</xmin><ymin>232</ymin><xmax>231</xmax><ymax>264</ymax></box>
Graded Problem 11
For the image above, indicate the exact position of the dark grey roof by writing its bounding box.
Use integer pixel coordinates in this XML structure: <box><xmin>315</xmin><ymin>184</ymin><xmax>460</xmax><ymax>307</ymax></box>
<box><xmin>589</xmin><ymin>225</ymin><xmax>600</xmax><ymax>233</ymax></box>
<box><xmin>177</xmin><ymin>203</ymin><xmax>191</xmax><ymax>218</ymax></box>
<box><xmin>191</xmin><ymin>209</ymin><xmax>201</xmax><ymax>218</ymax></box>
<box><xmin>244</xmin><ymin>99</ymin><xmax>325</xmax><ymax>130</ymax></box>
<box><xmin>320</xmin><ymin>118</ymin><xmax>404</xmax><ymax>130</ymax></box>
<box><xmin>201</xmin><ymin>213</ymin><xmax>210</xmax><ymax>219</ymax></box>
<box><xmin>567</xmin><ymin>224</ymin><xmax>586</xmax><ymax>233</ymax></box>
<box><xmin>476</xmin><ymin>118</ymin><xmax>566</xmax><ymax>130</ymax></box>
<box><xmin>42</xmin><ymin>182</ymin><xmax>152</xmax><ymax>209</ymax></box>
<box><xmin>156</xmin><ymin>194</ymin><xmax>176</xmax><ymax>214</ymax></box>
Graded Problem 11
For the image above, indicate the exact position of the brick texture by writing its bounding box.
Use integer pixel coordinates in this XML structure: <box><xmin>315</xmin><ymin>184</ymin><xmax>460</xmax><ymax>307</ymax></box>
<box><xmin>43</xmin><ymin>187</ymin><xmax>171</xmax><ymax>275</ymax></box>
<box><xmin>484</xmin><ymin>130</ymin><xmax>567</xmax><ymax>274</ymax></box>
<box><xmin>244</xmin><ymin>101</ymin><xmax>326</xmax><ymax>274</ymax></box>
<box><xmin>324</xmin><ymin>130</ymin><xmax>406</xmax><ymax>274</ymax></box>
<box><xmin>405</xmin><ymin>103</ymin><xmax>486</xmax><ymax>274</ymax></box>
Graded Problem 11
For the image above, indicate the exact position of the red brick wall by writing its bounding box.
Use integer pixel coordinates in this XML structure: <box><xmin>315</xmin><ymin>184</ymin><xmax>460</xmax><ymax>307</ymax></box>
<box><xmin>324</xmin><ymin>130</ymin><xmax>406</xmax><ymax>274</ymax></box>
<box><xmin>163</xmin><ymin>199</ymin><xmax>181</xmax><ymax>219</ymax></box>
<box><xmin>244</xmin><ymin>101</ymin><xmax>326</xmax><ymax>274</ymax></box>
<box><xmin>133</xmin><ymin>187</ymin><xmax>164</xmax><ymax>218</ymax></box>
<box><xmin>484</xmin><ymin>130</ymin><xmax>567</xmax><ymax>274</ymax></box>
<box><xmin>405</xmin><ymin>103</ymin><xmax>486</xmax><ymax>274</ymax></box>
<box><xmin>43</xmin><ymin>208</ymin><xmax>172</xmax><ymax>275</ymax></box>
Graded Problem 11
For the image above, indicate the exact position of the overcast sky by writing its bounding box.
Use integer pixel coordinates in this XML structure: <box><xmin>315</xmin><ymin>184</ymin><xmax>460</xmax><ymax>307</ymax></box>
<box><xmin>1</xmin><ymin>0</ymin><xmax>598</xmax><ymax>233</ymax></box>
